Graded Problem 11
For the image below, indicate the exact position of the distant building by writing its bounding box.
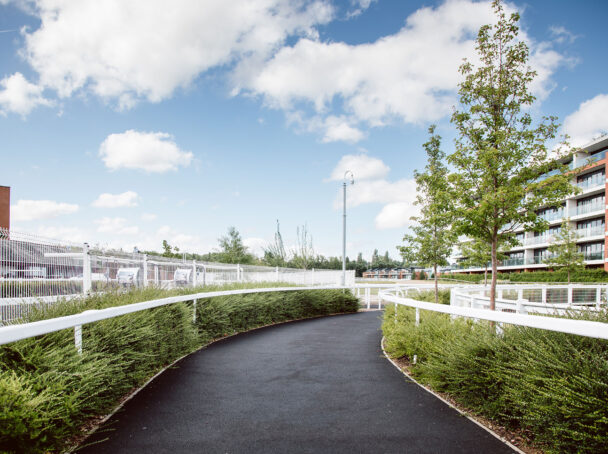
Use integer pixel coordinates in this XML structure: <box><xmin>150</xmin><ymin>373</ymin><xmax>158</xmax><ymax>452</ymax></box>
<box><xmin>362</xmin><ymin>268</ymin><xmax>412</xmax><ymax>280</ymax></box>
<box><xmin>453</xmin><ymin>135</ymin><xmax>608</xmax><ymax>274</ymax></box>
<box><xmin>0</xmin><ymin>186</ymin><xmax>9</xmax><ymax>230</ymax></box>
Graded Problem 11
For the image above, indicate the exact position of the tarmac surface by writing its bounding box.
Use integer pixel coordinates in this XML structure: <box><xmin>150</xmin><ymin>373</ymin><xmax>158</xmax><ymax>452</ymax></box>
<box><xmin>78</xmin><ymin>311</ymin><xmax>515</xmax><ymax>453</ymax></box>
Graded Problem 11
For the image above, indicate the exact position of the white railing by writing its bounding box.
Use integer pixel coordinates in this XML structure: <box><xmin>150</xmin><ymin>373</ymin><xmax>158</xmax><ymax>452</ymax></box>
<box><xmin>379</xmin><ymin>284</ymin><xmax>608</xmax><ymax>340</ymax></box>
<box><xmin>0</xmin><ymin>228</ymin><xmax>355</xmax><ymax>322</ymax></box>
<box><xmin>0</xmin><ymin>283</ymin><xmax>465</xmax><ymax>352</ymax></box>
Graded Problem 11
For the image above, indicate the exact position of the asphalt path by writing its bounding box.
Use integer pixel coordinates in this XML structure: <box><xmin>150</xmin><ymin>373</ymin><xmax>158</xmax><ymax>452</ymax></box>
<box><xmin>78</xmin><ymin>311</ymin><xmax>515</xmax><ymax>453</ymax></box>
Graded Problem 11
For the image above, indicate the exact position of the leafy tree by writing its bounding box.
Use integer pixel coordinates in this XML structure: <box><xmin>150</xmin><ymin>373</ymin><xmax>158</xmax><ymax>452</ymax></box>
<box><xmin>400</xmin><ymin>125</ymin><xmax>456</xmax><ymax>303</ymax></box>
<box><xmin>263</xmin><ymin>219</ymin><xmax>287</xmax><ymax>267</ymax></box>
<box><xmin>448</xmin><ymin>0</ymin><xmax>576</xmax><ymax>309</ymax></box>
<box><xmin>370</xmin><ymin>249</ymin><xmax>379</xmax><ymax>267</ymax></box>
<box><xmin>217</xmin><ymin>227</ymin><xmax>254</xmax><ymax>264</ymax></box>
<box><xmin>545</xmin><ymin>219</ymin><xmax>585</xmax><ymax>283</ymax></box>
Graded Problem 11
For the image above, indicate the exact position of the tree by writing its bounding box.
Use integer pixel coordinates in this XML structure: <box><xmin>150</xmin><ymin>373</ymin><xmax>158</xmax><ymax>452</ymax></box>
<box><xmin>263</xmin><ymin>220</ymin><xmax>287</xmax><ymax>267</ymax></box>
<box><xmin>217</xmin><ymin>227</ymin><xmax>254</xmax><ymax>264</ymax></box>
<box><xmin>448</xmin><ymin>0</ymin><xmax>576</xmax><ymax>310</ymax></box>
<box><xmin>545</xmin><ymin>218</ymin><xmax>584</xmax><ymax>283</ymax></box>
<box><xmin>371</xmin><ymin>249</ymin><xmax>379</xmax><ymax>267</ymax></box>
<box><xmin>291</xmin><ymin>224</ymin><xmax>315</xmax><ymax>269</ymax></box>
<box><xmin>400</xmin><ymin>125</ymin><xmax>457</xmax><ymax>303</ymax></box>
<box><xmin>459</xmin><ymin>238</ymin><xmax>508</xmax><ymax>285</ymax></box>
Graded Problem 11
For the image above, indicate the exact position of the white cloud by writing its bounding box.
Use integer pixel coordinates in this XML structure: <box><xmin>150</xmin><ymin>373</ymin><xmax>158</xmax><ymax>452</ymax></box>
<box><xmin>92</xmin><ymin>190</ymin><xmax>139</xmax><ymax>208</ymax></box>
<box><xmin>99</xmin><ymin>130</ymin><xmax>193</xmax><ymax>172</ymax></box>
<box><xmin>0</xmin><ymin>72</ymin><xmax>51</xmax><ymax>116</ymax></box>
<box><xmin>243</xmin><ymin>237</ymin><xmax>268</xmax><ymax>256</ymax></box>
<box><xmin>549</xmin><ymin>25</ymin><xmax>579</xmax><ymax>44</ymax></box>
<box><xmin>563</xmin><ymin>94</ymin><xmax>608</xmax><ymax>147</ymax></box>
<box><xmin>11</xmin><ymin>199</ymin><xmax>79</xmax><ymax>221</ymax></box>
<box><xmin>34</xmin><ymin>225</ymin><xmax>88</xmax><ymax>243</ymax></box>
<box><xmin>20</xmin><ymin>0</ymin><xmax>334</xmax><ymax>108</ymax></box>
<box><xmin>329</xmin><ymin>153</ymin><xmax>389</xmax><ymax>181</ymax></box>
<box><xmin>237</xmin><ymin>0</ymin><xmax>566</xmax><ymax>142</ymax></box>
<box><xmin>329</xmin><ymin>153</ymin><xmax>418</xmax><ymax>230</ymax></box>
<box><xmin>141</xmin><ymin>213</ymin><xmax>157</xmax><ymax>221</ymax></box>
<box><xmin>321</xmin><ymin>116</ymin><xmax>365</xmax><ymax>143</ymax></box>
<box><xmin>95</xmin><ymin>217</ymin><xmax>139</xmax><ymax>235</ymax></box>
<box><xmin>375</xmin><ymin>202</ymin><xmax>419</xmax><ymax>230</ymax></box>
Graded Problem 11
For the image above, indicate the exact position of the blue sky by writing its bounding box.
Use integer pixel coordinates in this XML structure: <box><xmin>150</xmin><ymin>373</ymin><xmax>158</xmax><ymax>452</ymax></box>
<box><xmin>1</xmin><ymin>0</ymin><xmax>607</xmax><ymax>262</ymax></box>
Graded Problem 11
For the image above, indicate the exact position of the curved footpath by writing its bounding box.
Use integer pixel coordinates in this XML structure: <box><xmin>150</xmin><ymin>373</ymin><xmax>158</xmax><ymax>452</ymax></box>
<box><xmin>77</xmin><ymin>311</ymin><xmax>514</xmax><ymax>453</ymax></box>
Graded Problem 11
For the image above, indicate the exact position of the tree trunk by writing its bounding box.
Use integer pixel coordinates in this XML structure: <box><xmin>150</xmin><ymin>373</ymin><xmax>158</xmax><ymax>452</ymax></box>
<box><xmin>490</xmin><ymin>237</ymin><xmax>497</xmax><ymax>311</ymax></box>
<box><xmin>568</xmin><ymin>269</ymin><xmax>571</xmax><ymax>284</ymax></box>
<box><xmin>434</xmin><ymin>264</ymin><xmax>438</xmax><ymax>304</ymax></box>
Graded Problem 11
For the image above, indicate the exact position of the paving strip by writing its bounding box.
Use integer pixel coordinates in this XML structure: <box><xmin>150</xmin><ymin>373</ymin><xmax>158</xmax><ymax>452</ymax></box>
<box><xmin>78</xmin><ymin>311</ymin><xmax>515</xmax><ymax>453</ymax></box>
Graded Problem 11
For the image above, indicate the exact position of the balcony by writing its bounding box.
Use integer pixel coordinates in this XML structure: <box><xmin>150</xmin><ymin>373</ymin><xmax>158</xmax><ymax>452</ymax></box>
<box><xmin>500</xmin><ymin>258</ymin><xmax>524</xmax><ymax>267</ymax></box>
<box><xmin>538</xmin><ymin>210</ymin><xmax>565</xmax><ymax>222</ymax></box>
<box><xmin>571</xmin><ymin>203</ymin><xmax>605</xmax><ymax>216</ymax></box>
<box><xmin>573</xmin><ymin>149</ymin><xmax>607</xmax><ymax>169</ymax></box>
<box><xmin>527</xmin><ymin>256</ymin><xmax>552</xmax><ymax>265</ymax></box>
<box><xmin>576</xmin><ymin>226</ymin><xmax>605</xmax><ymax>238</ymax></box>
<box><xmin>583</xmin><ymin>251</ymin><xmax>604</xmax><ymax>261</ymax></box>
<box><xmin>575</xmin><ymin>180</ymin><xmax>605</xmax><ymax>193</ymax></box>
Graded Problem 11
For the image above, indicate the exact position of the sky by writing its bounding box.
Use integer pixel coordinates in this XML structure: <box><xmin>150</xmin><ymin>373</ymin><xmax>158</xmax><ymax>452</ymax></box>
<box><xmin>1</xmin><ymin>0</ymin><xmax>607</xmax><ymax>262</ymax></box>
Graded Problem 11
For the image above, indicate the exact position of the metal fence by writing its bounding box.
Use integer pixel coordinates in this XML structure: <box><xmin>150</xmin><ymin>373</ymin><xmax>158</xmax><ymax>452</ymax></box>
<box><xmin>0</xmin><ymin>228</ymin><xmax>354</xmax><ymax>323</ymax></box>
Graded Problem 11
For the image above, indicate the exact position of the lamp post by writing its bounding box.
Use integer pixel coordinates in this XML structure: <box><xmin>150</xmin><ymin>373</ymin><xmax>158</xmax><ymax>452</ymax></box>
<box><xmin>342</xmin><ymin>170</ymin><xmax>354</xmax><ymax>286</ymax></box>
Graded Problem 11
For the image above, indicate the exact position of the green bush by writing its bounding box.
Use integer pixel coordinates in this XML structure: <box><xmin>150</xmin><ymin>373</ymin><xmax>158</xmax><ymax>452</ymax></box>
<box><xmin>443</xmin><ymin>268</ymin><xmax>608</xmax><ymax>283</ymax></box>
<box><xmin>383</xmin><ymin>305</ymin><xmax>608</xmax><ymax>453</ymax></box>
<box><xmin>0</xmin><ymin>285</ymin><xmax>358</xmax><ymax>453</ymax></box>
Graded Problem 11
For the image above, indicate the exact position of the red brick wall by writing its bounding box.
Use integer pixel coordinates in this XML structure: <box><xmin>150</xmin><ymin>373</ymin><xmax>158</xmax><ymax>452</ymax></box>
<box><xmin>0</xmin><ymin>186</ymin><xmax>9</xmax><ymax>230</ymax></box>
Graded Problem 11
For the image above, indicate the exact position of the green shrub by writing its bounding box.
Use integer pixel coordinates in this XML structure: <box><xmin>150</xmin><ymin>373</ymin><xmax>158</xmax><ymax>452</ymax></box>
<box><xmin>0</xmin><ymin>285</ymin><xmax>358</xmax><ymax>453</ymax></box>
<box><xmin>443</xmin><ymin>268</ymin><xmax>608</xmax><ymax>283</ymax></box>
<box><xmin>383</xmin><ymin>305</ymin><xmax>608</xmax><ymax>453</ymax></box>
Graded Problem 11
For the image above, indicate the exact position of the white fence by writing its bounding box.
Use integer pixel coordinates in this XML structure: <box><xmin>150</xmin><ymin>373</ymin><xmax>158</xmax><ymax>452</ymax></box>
<box><xmin>449</xmin><ymin>284</ymin><xmax>607</xmax><ymax>315</ymax></box>
<box><xmin>379</xmin><ymin>284</ymin><xmax>608</xmax><ymax>340</ymax></box>
<box><xmin>0</xmin><ymin>228</ymin><xmax>354</xmax><ymax>323</ymax></box>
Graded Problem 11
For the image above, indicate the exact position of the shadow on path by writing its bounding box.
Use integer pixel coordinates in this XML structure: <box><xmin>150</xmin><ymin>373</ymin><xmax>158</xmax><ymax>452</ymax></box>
<box><xmin>78</xmin><ymin>312</ymin><xmax>514</xmax><ymax>453</ymax></box>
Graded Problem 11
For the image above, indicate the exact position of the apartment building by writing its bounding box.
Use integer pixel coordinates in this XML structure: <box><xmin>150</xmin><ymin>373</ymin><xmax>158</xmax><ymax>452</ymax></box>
<box><xmin>0</xmin><ymin>186</ymin><xmax>9</xmax><ymax>230</ymax></box>
<box><xmin>454</xmin><ymin>135</ymin><xmax>608</xmax><ymax>273</ymax></box>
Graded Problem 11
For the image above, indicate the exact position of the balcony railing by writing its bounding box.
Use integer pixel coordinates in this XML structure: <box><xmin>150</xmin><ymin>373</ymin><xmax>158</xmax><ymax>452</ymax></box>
<box><xmin>572</xmin><ymin>203</ymin><xmax>605</xmax><ymax>216</ymax></box>
<box><xmin>583</xmin><ymin>251</ymin><xmax>604</xmax><ymax>261</ymax></box>
<box><xmin>500</xmin><ymin>258</ymin><xmax>524</xmax><ymax>267</ymax></box>
<box><xmin>576</xmin><ymin>179</ymin><xmax>605</xmax><ymax>191</ymax></box>
<box><xmin>577</xmin><ymin>226</ymin><xmax>605</xmax><ymax>238</ymax></box>
<box><xmin>573</xmin><ymin>149</ymin><xmax>607</xmax><ymax>169</ymax></box>
<box><xmin>538</xmin><ymin>211</ymin><xmax>565</xmax><ymax>222</ymax></box>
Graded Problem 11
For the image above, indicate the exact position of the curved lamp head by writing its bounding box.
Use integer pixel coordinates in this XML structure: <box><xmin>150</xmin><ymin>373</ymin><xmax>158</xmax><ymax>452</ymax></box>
<box><xmin>344</xmin><ymin>170</ymin><xmax>354</xmax><ymax>185</ymax></box>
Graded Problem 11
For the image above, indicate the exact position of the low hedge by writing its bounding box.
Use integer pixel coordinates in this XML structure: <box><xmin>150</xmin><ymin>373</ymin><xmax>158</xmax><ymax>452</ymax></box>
<box><xmin>444</xmin><ymin>268</ymin><xmax>608</xmax><ymax>283</ymax></box>
<box><xmin>382</xmin><ymin>306</ymin><xmax>608</xmax><ymax>453</ymax></box>
<box><xmin>0</xmin><ymin>284</ymin><xmax>358</xmax><ymax>453</ymax></box>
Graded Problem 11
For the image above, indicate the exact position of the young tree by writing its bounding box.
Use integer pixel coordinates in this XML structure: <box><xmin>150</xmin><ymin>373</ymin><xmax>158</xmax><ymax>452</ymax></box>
<box><xmin>545</xmin><ymin>219</ymin><xmax>585</xmax><ymax>283</ymax></box>
<box><xmin>400</xmin><ymin>125</ymin><xmax>456</xmax><ymax>303</ymax></box>
<box><xmin>459</xmin><ymin>238</ymin><xmax>508</xmax><ymax>285</ymax></box>
<box><xmin>263</xmin><ymin>219</ymin><xmax>287</xmax><ymax>267</ymax></box>
<box><xmin>217</xmin><ymin>227</ymin><xmax>254</xmax><ymax>264</ymax></box>
<box><xmin>448</xmin><ymin>0</ymin><xmax>575</xmax><ymax>309</ymax></box>
<box><xmin>291</xmin><ymin>223</ymin><xmax>315</xmax><ymax>269</ymax></box>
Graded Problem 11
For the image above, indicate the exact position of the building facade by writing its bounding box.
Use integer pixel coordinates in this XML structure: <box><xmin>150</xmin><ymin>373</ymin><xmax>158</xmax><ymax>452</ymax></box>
<box><xmin>453</xmin><ymin>135</ymin><xmax>608</xmax><ymax>273</ymax></box>
<box><xmin>0</xmin><ymin>186</ymin><xmax>9</xmax><ymax>230</ymax></box>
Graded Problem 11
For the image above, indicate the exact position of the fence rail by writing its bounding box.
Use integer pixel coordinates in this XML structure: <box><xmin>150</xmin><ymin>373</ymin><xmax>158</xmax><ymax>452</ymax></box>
<box><xmin>0</xmin><ymin>228</ymin><xmax>354</xmax><ymax>323</ymax></box>
<box><xmin>379</xmin><ymin>285</ymin><xmax>608</xmax><ymax>340</ymax></box>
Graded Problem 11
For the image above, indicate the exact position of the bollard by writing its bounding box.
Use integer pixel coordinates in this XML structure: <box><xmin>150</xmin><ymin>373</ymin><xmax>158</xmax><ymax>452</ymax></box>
<box><xmin>193</xmin><ymin>299</ymin><xmax>197</xmax><ymax>323</ymax></box>
<box><xmin>415</xmin><ymin>308</ymin><xmax>420</xmax><ymax>327</ymax></box>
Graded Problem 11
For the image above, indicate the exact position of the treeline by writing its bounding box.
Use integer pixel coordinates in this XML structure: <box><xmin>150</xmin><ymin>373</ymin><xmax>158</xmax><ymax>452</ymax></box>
<box><xmin>144</xmin><ymin>226</ymin><xmax>404</xmax><ymax>276</ymax></box>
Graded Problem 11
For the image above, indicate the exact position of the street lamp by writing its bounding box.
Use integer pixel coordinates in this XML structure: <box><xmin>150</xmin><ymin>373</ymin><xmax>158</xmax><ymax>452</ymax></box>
<box><xmin>342</xmin><ymin>170</ymin><xmax>354</xmax><ymax>286</ymax></box>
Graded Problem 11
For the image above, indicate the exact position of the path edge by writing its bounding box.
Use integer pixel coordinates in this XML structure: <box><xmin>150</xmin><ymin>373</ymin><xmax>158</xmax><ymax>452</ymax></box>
<box><xmin>380</xmin><ymin>336</ymin><xmax>524</xmax><ymax>454</ymax></box>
